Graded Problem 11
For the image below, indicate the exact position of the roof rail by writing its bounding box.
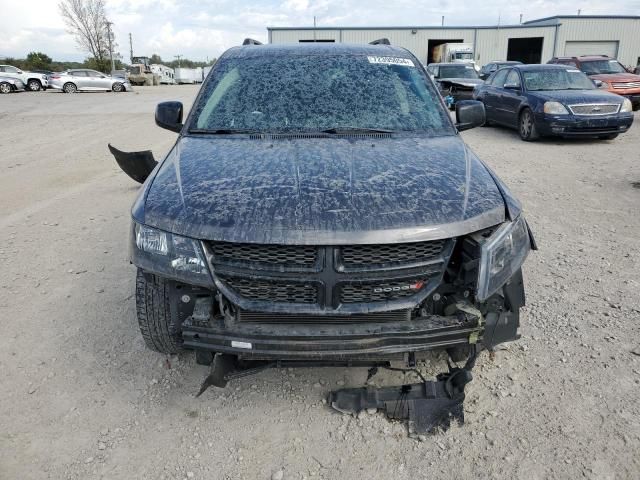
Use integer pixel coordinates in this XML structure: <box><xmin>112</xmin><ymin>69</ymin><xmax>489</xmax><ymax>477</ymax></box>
<box><xmin>369</xmin><ymin>38</ymin><xmax>391</xmax><ymax>45</ymax></box>
<box><xmin>242</xmin><ymin>38</ymin><xmax>263</xmax><ymax>46</ymax></box>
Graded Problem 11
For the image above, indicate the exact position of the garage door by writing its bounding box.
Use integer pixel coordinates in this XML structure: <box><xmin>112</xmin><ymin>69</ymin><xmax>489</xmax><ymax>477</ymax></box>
<box><xmin>564</xmin><ymin>41</ymin><xmax>618</xmax><ymax>58</ymax></box>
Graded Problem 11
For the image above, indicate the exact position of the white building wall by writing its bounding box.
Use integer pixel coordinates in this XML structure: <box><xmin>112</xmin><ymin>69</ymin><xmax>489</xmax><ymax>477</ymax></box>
<box><xmin>554</xmin><ymin>18</ymin><xmax>640</xmax><ymax>66</ymax></box>
<box><xmin>269</xmin><ymin>17</ymin><xmax>640</xmax><ymax>67</ymax></box>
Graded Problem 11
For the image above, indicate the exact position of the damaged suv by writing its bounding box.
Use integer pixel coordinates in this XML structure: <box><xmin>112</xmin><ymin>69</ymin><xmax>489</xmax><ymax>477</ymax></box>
<box><xmin>117</xmin><ymin>41</ymin><xmax>535</xmax><ymax>385</ymax></box>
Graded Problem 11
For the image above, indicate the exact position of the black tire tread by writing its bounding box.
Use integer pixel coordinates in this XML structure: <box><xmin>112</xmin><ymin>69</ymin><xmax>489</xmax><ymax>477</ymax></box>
<box><xmin>135</xmin><ymin>269</ymin><xmax>181</xmax><ymax>353</ymax></box>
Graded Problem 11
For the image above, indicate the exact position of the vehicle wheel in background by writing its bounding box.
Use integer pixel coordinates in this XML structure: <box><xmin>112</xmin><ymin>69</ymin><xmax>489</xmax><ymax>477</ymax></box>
<box><xmin>135</xmin><ymin>269</ymin><xmax>182</xmax><ymax>354</ymax></box>
<box><xmin>112</xmin><ymin>82</ymin><xmax>124</xmax><ymax>92</ymax></box>
<box><xmin>27</xmin><ymin>79</ymin><xmax>42</xmax><ymax>91</ymax></box>
<box><xmin>0</xmin><ymin>82</ymin><xmax>12</xmax><ymax>94</ymax></box>
<box><xmin>598</xmin><ymin>134</ymin><xmax>618</xmax><ymax>140</ymax></box>
<box><xmin>63</xmin><ymin>82</ymin><xmax>77</xmax><ymax>93</ymax></box>
<box><xmin>519</xmin><ymin>108</ymin><xmax>539</xmax><ymax>141</ymax></box>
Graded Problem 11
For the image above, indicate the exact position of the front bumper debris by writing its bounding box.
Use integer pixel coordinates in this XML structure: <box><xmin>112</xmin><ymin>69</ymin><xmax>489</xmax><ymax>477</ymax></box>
<box><xmin>329</xmin><ymin>350</ymin><xmax>476</xmax><ymax>436</ymax></box>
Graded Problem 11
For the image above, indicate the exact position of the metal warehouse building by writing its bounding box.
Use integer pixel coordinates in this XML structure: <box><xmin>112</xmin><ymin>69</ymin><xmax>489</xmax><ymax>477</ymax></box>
<box><xmin>268</xmin><ymin>15</ymin><xmax>640</xmax><ymax>68</ymax></box>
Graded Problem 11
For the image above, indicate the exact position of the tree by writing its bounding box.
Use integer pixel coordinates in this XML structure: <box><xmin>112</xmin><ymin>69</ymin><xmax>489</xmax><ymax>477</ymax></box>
<box><xmin>149</xmin><ymin>53</ymin><xmax>163</xmax><ymax>64</ymax></box>
<box><xmin>58</xmin><ymin>0</ymin><xmax>111</xmax><ymax>72</ymax></box>
<box><xmin>26</xmin><ymin>52</ymin><xmax>53</xmax><ymax>70</ymax></box>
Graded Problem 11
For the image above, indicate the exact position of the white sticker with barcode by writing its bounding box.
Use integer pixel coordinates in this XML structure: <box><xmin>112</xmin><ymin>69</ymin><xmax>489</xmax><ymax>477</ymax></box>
<box><xmin>367</xmin><ymin>56</ymin><xmax>415</xmax><ymax>67</ymax></box>
<box><xmin>231</xmin><ymin>341</ymin><xmax>252</xmax><ymax>349</ymax></box>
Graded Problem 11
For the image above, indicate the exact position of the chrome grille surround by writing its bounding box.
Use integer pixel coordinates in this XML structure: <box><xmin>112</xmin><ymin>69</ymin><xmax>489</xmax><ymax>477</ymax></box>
<box><xmin>568</xmin><ymin>104</ymin><xmax>620</xmax><ymax>115</ymax></box>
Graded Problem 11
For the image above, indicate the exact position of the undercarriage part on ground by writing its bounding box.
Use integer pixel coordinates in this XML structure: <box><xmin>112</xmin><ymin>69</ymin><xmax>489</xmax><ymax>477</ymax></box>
<box><xmin>108</xmin><ymin>144</ymin><xmax>157</xmax><ymax>183</ymax></box>
<box><xmin>329</xmin><ymin>346</ymin><xmax>477</xmax><ymax>436</ymax></box>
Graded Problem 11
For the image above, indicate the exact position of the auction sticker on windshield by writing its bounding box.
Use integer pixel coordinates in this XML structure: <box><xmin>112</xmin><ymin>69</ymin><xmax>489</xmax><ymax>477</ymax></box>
<box><xmin>367</xmin><ymin>56</ymin><xmax>415</xmax><ymax>67</ymax></box>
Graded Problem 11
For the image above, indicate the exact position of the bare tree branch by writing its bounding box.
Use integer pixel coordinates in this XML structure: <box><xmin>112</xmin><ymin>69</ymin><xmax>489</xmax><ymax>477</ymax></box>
<box><xmin>59</xmin><ymin>0</ymin><xmax>110</xmax><ymax>64</ymax></box>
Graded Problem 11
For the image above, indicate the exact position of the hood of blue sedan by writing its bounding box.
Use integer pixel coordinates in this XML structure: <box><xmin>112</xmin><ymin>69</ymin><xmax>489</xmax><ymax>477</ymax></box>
<box><xmin>136</xmin><ymin>134</ymin><xmax>507</xmax><ymax>244</ymax></box>
<box><xmin>530</xmin><ymin>89</ymin><xmax>624</xmax><ymax>105</ymax></box>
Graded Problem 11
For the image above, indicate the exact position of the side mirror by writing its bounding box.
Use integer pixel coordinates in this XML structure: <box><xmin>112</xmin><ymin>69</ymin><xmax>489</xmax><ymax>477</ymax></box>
<box><xmin>455</xmin><ymin>100</ymin><xmax>485</xmax><ymax>131</ymax></box>
<box><xmin>155</xmin><ymin>101</ymin><xmax>183</xmax><ymax>133</ymax></box>
<box><xmin>17</xmin><ymin>70</ymin><xmax>23</xmax><ymax>74</ymax></box>
<box><xmin>504</xmin><ymin>82</ymin><xmax>520</xmax><ymax>90</ymax></box>
<box><xmin>592</xmin><ymin>79</ymin><xmax>603</xmax><ymax>88</ymax></box>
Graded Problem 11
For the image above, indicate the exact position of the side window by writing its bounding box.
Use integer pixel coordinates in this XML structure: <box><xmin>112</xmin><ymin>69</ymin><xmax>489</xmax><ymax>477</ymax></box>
<box><xmin>6</xmin><ymin>66</ymin><xmax>19</xmax><ymax>73</ymax></box>
<box><xmin>88</xmin><ymin>70</ymin><xmax>104</xmax><ymax>77</ymax></box>
<box><xmin>491</xmin><ymin>69</ymin><xmax>509</xmax><ymax>86</ymax></box>
<box><xmin>0</xmin><ymin>66</ymin><xmax>5</xmax><ymax>72</ymax></box>
<box><xmin>505</xmin><ymin>69</ymin><xmax>521</xmax><ymax>87</ymax></box>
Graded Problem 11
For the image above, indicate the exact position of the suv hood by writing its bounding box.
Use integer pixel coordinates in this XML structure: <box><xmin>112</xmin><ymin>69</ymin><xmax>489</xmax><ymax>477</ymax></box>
<box><xmin>588</xmin><ymin>72</ymin><xmax>640</xmax><ymax>82</ymax></box>
<box><xmin>137</xmin><ymin>135</ymin><xmax>507</xmax><ymax>244</ymax></box>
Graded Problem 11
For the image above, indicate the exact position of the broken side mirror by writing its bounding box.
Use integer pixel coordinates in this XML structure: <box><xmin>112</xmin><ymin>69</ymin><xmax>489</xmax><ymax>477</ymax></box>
<box><xmin>155</xmin><ymin>101</ymin><xmax>183</xmax><ymax>133</ymax></box>
<box><xmin>455</xmin><ymin>100</ymin><xmax>485</xmax><ymax>131</ymax></box>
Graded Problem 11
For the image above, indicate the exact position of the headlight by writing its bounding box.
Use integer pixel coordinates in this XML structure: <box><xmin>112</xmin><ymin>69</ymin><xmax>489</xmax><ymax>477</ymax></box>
<box><xmin>476</xmin><ymin>215</ymin><xmax>531</xmax><ymax>301</ymax></box>
<box><xmin>543</xmin><ymin>101</ymin><xmax>569</xmax><ymax>115</ymax></box>
<box><xmin>132</xmin><ymin>223</ymin><xmax>212</xmax><ymax>287</ymax></box>
<box><xmin>599</xmin><ymin>81</ymin><xmax>610</xmax><ymax>89</ymax></box>
<box><xmin>620</xmin><ymin>98</ymin><xmax>633</xmax><ymax>113</ymax></box>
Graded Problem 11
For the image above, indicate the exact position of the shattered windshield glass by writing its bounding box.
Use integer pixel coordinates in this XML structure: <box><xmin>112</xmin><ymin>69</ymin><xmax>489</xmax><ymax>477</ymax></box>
<box><xmin>580</xmin><ymin>60</ymin><xmax>627</xmax><ymax>75</ymax></box>
<box><xmin>191</xmin><ymin>54</ymin><xmax>452</xmax><ymax>134</ymax></box>
<box><xmin>438</xmin><ymin>65</ymin><xmax>479</xmax><ymax>79</ymax></box>
<box><xmin>523</xmin><ymin>69</ymin><xmax>596</xmax><ymax>91</ymax></box>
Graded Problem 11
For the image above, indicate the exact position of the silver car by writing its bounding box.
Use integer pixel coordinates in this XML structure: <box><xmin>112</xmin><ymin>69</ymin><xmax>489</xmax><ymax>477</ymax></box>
<box><xmin>49</xmin><ymin>69</ymin><xmax>131</xmax><ymax>93</ymax></box>
<box><xmin>0</xmin><ymin>76</ymin><xmax>26</xmax><ymax>93</ymax></box>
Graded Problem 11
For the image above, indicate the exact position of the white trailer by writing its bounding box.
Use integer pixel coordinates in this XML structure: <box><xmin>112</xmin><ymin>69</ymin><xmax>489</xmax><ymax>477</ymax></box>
<box><xmin>150</xmin><ymin>64</ymin><xmax>176</xmax><ymax>85</ymax></box>
<box><xmin>175</xmin><ymin>68</ymin><xmax>204</xmax><ymax>84</ymax></box>
<box><xmin>432</xmin><ymin>43</ymin><xmax>477</xmax><ymax>69</ymax></box>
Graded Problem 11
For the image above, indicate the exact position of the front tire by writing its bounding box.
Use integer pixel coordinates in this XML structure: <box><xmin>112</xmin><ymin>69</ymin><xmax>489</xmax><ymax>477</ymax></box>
<box><xmin>112</xmin><ymin>82</ymin><xmax>124</xmax><ymax>92</ymax></box>
<box><xmin>63</xmin><ymin>82</ymin><xmax>77</xmax><ymax>93</ymax></box>
<box><xmin>27</xmin><ymin>79</ymin><xmax>42</xmax><ymax>91</ymax></box>
<box><xmin>519</xmin><ymin>108</ymin><xmax>539</xmax><ymax>141</ymax></box>
<box><xmin>135</xmin><ymin>269</ymin><xmax>182</xmax><ymax>354</ymax></box>
<box><xmin>0</xmin><ymin>82</ymin><xmax>12</xmax><ymax>94</ymax></box>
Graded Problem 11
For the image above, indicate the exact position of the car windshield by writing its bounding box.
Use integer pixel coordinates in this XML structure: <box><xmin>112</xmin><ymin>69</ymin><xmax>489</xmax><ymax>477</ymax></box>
<box><xmin>191</xmin><ymin>53</ymin><xmax>452</xmax><ymax>134</ymax></box>
<box><xmin>438</xmin><ymin>65</ymin><xmax>479</xmax><ymax>79</ymax></box>
<box><xmin>523</xmin><ymin>69</ymin><xmax>596</xmax><ymax>91</ymax></box>
<box><xmin>579</xmin><ymin>59</ymin><xmax>627</xmax><ymax>75</ymax></box>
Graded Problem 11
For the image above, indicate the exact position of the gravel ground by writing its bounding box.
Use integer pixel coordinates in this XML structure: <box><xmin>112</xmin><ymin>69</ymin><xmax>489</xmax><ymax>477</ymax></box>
<box><xmin>1</xmin><ymin>86</ymin><xmax>639</xmax><ymax>480</ymax></box>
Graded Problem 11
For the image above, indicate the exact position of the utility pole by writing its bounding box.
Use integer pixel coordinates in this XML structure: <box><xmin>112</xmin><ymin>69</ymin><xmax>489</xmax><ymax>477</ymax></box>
<box><xmin>174</xmin><ymin>54</ymin><xmax>183</xmax><ymax>68</ymax></box>
<box><xmin>129</xmin><ymin>33</ymin><xmax>133</xmax><ymax>63</ymax></box>
<box><xmin>519</xmin><ymin>13</ymin><xmax>523</xmax><ymax>24</ymax></box>
<box><xmin>105</xmin><ymin>21</ymin><xmax>115</xmax><ymax>73</ymax></box>
<box><xmin>441</xmin><ymin>16</ymin><xmax>444</xmax><ymax>26</ymax></box>
<box><xmin>313</xmin><ymin>16</ymin><xmax>317</xmax><ymax>41</ymax></box>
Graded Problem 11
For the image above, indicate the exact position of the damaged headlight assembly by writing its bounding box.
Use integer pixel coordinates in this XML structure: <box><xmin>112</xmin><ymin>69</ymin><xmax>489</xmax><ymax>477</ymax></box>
<box><xmin>132</xmin><ymin>223</ymin><xmax>213</xmax><ymax>287</ymax></box>
<box><xmin>476</xmin><ymin>215</ymin><xmax>530</xmax><ymax>301</ymax></box>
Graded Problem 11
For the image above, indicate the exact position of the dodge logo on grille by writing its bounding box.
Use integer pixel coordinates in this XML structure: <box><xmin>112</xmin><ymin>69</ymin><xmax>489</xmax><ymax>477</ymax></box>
<box><xmin>373</xmin><ymin>280</ymin><xmax>424</xmax><ymax>294</ymax></box>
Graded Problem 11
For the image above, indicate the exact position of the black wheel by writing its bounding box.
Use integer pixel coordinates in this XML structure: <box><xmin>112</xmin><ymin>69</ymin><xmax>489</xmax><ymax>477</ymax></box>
<box><xmin>0</xmin><ymin>82</ymin><xmax>12</xmax><ymax>94</ymax></box>
<box><xmin>135</xmin><ymin>269</ymin><xmax>182</xmax><ymax>354</ymax></box>
<box><xmin>112</xmin><ymin>82</ymin><xmax>124</xmax><ymax>92</ymax></box>
<box><xmin>27</xmin><ymin>79</ymin><xmax>42</xmax><ymax>91</ymax></box>
<box><xmin>63</xmin><ymin>82</ymin><xmax>77</xmax><ymax>93</ymax></box>
<box><xmin>598</xmin><ymin>134</ymin><xmax>618</xmax><ymax>140</ymax></box>
<box><xmin>519</xmin><ymin>108</ymin><xmax>539</xmax><ymax>141</ymax></box>
<box><xmin>632</xmin><ymin>104</ymin><xmax>640</xmax><ymax>112</ymax></box>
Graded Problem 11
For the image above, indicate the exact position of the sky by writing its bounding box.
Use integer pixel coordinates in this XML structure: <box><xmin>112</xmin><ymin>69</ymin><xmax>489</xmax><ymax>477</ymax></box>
<box><xmin>1</xmin><ymin>0</ymin><xmax>639</xmax><ymax>62</ymax></box>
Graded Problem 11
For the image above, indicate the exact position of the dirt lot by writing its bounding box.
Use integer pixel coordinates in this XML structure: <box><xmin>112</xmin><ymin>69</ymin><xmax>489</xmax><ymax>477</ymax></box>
<box><xmin>1</xmin><ymin>86</ymin><xmax>639</xmax><ymax>480</ymax></box>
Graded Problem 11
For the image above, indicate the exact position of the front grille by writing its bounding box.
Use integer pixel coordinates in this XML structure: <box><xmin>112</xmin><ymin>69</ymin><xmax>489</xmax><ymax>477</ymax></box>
<box><xmin>612</xmin><ymin>82</ymin><xmax>640</xmax><ymax>89</ymax></box>
<box><xmin>340</xmin><ymin>278</ymin><xmax>428</xmax><ymax>303</ymax></box>
<box><xmin>568</xmin><ymin>104</ymin><xmax>619</xmax><ymax>115</ymax></box>
<box><xmin>219</xmin><ymin>275</ymin><xmax>318</xmax><ymax>304</ymax></box>
<box><xmin>237</xmin><ymin>309</ymin><xmax>411</xmax><ymax>323</ymax></box>
<box><xmin>340</xmin><ymin>240</ymin><xmax>446</xmax><ymax>268</ymax></box>
<box><xmin>210</xmin><ymin>242</ymin><xmax>318</xmax><ymax>268</ymax></box>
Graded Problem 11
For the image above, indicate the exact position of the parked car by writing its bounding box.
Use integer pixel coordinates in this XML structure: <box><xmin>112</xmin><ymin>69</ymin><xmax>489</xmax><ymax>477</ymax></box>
<box><xmin>0</xmin><ymin>65</ymin><xmax>49</xmax><ymax>91</ymax></box>
<box><xmin>48</xmin><ymin>69</ymin><xmax>131</xmax><ymax>93</ymax></box>
<box><xmin>479</xmin><ymin>61</ymin><xmax>523</xmax><ymax>80</ymax></box>
<box><xmin>426</xmin><ymin>63</ymin><xmax>484</xmax><ymax>109</ymax></box>
<box><xmin>548</xmin><ymin>55</ymin><xmax>640</xmax><ymax>110</ymax></box>
<box><xmin>0</xmin><ymin>75</ymin><xmax>26</xmax><ymax>94</ymax></box>
<box><xmin>111</xmin><ymin>41</ymin><xmax>535</xmax><ymax>392</ymax></box>
<box><xmin>473</xmin><ymin>64</ymin><xmax>634</xmax><ymax>141</ymax></box>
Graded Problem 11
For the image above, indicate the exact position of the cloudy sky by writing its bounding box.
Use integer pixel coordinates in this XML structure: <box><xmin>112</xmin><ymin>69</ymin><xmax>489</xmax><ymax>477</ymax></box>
<box><xmin>2</xmin><ymin>0</ymin><xmax>639</xmax><ymax>62</ymax></box>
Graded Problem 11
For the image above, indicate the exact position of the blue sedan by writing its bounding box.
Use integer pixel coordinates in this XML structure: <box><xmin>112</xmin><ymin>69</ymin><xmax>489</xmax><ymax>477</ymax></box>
<box><xmin>473</xmin><ymin>64</ymin><xmax>634</xmax><ymax>141</ymax></box>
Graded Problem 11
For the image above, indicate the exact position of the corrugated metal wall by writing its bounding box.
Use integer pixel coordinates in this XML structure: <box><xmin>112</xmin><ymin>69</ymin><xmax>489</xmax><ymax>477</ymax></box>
<box><xmin>555</xmin><ymin>18</ymin><xmax>640</xmax><ymax>66</ymax></box>
<box><xmin>270</xmin><ymin>17</ymin><xmax>640</xmax><ymax>67</ymax></box>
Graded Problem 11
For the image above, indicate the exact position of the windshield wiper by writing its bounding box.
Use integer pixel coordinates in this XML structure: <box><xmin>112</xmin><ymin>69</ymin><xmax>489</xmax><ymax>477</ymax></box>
<box><xmin>319</xmin><ymin>127</ymin><xmax>396</xmax><ymax>134</ymax></box>
<box><xmin>189</xmin><ymin>128</ymin><xmax>263</xmax><ymax>134</ymax></box>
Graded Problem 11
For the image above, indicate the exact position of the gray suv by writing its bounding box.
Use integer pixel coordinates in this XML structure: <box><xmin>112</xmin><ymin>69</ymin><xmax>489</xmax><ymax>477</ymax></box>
<box><xmin>49</xmin><ymin>69</ymin><xmax>131</xmax><ymax>93</ymax></box>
